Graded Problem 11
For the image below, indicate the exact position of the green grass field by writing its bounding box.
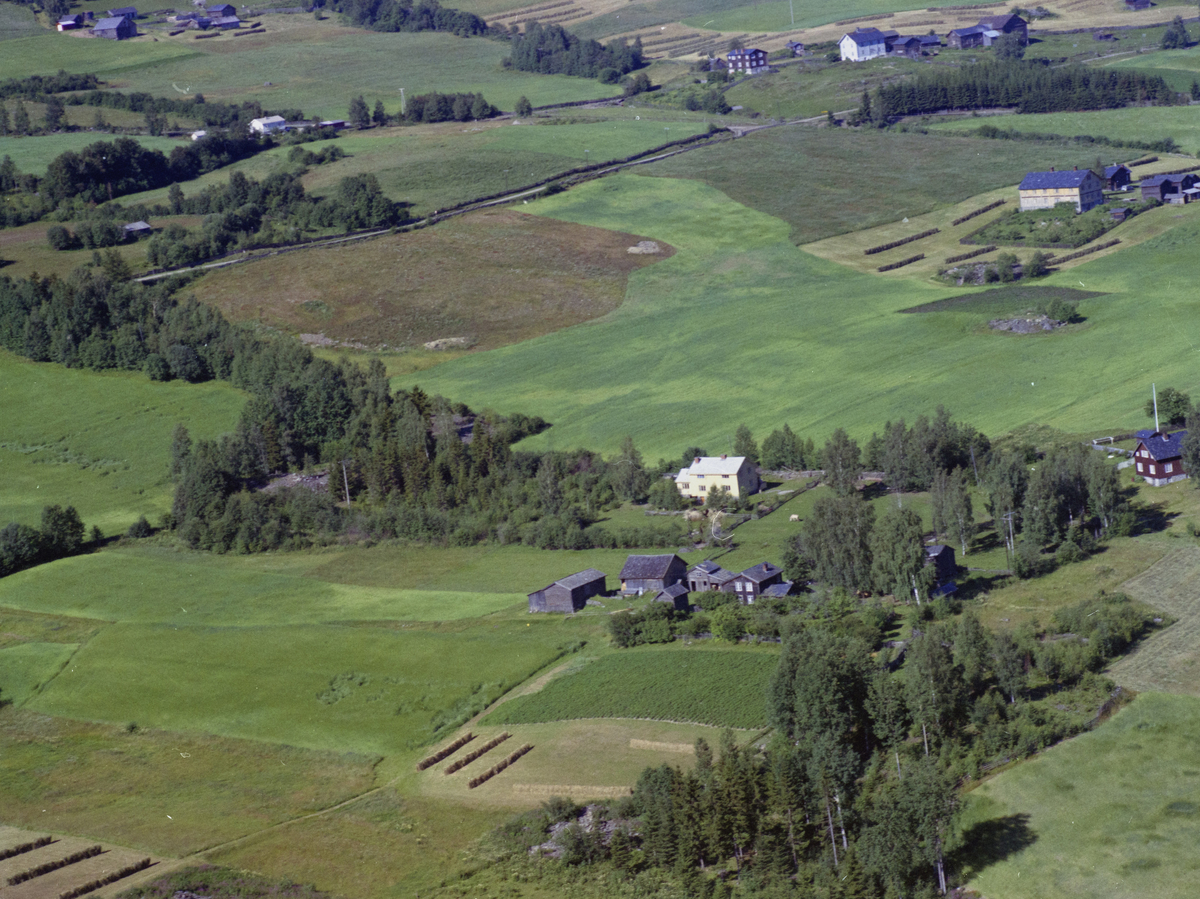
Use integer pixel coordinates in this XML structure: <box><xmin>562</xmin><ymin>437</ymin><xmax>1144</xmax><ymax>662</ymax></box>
<box><xmin>0</xmin><ymin>31</ymin><xmax>197</xmax><ymax>81</ymax></box>
<box><xmin>721</xmin><ymin>58</ymin><xmax>928</xmax><ymax>119</ymax></box>
<box><xmin>485</xmin><ymin>646</ymin><xmax>779</xmax><ymax>728</ymax></box>
<box><xmin>0</xmin><ymin>1</ymin><xmax>41</xmax><ymax>40</ymax></box>
<box><xmin>408</xmin><ymin>171</ymin><xmax>1200</xmax><ymax>460</ymax></box>
<box><xmin>107</xmin><ymin>25</ymin><xmax>613</xmax><ymax>120</ymax></box>
<box><xmin>925</xmin><ymin>105</ymin><xmax>1200</xmax><ymax>155</ymax></box>
<box><xmin>960</xmin><ymin>693</ymin><xmax>1200</xmax><ymax>899</ymax></box>
<box><xmin>0</xmin><ymin>132</ymin><xmax>186</xmax><ymax>176</ymax></box>
<box><xmin>0</xmin><ymin>349</ymin><xmax>245</xmax><ymax>533</ymax></box>
<box><xmin>1100</xmin><ymin>47</ymin><xmax>1200</xmax><ymax>91</ymax></box>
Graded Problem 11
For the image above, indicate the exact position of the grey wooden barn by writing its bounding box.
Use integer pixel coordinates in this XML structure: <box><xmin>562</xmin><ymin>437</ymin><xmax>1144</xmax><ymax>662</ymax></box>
<box><xmin>619</xmin><ymin>554</ymin><xmax>687</xmax><ymax>595</ymax></box>
<box><xmin>528</xmin><ymin>568</ymin><xmax>606</xmax><ymax>613</ymax></box>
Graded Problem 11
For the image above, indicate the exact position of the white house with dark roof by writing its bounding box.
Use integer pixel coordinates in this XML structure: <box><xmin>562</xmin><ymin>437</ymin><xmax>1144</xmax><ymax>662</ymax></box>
<box><xmin>675</xmin><ymin>455</ymin><xmax>758</xmax><ymax>500</ymax></box>
<box><xmin>249</xmin><ymin>115</ymin><xmax>287</xmax><ymax>135</ymax></box>
<box><xmin>839</xmin><ymin>28</ymin><xmax>888</xmax><ymax>61</ymax></box>
<box><xmin>1134</xmin><ymin>430</ymin><xmax>1189</xmax><ymax>486</ymax></box>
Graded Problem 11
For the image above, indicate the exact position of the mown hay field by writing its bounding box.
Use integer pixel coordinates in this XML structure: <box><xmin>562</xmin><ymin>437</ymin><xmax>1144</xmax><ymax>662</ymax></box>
<box><xmin>189</xmin><ymin>208</ymin><xmax>671</xmax><ymax>350</ymax></box>
<box><xmin>0</xmin><ymin>349</ymin><xmax>245</xmax><ymax>532</ymax></box>
<box><xmin>1109</xmin><ymin>545</ymin><xmax>1200</xmax><ymax>694</ymax></box>
<box><xmin>484</xmin><ymin>647</ymin><xmax>779</xmax><ymax>728</ymax></box>
<box><xmin>0</xmin><ymin>133</ymin><xmax>186</xmax><ymax>177</ymax></box>
<box><xmin>0</xmin><ymin>31</ymin><xmax>196</xmax><ymax>81</ymax></box>
<box><xmin>959</xmin><ymin>692</ymin><xmax>1200</xmax><ymax>899</ymax></box>
<box><xmin>925</xmin><ymin>105</ymin><xmax>1200</xmax><ymax>156</ymax></box>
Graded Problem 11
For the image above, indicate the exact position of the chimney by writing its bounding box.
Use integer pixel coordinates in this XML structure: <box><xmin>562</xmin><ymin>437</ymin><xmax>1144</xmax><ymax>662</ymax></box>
<box><xmin>721</xmin><ymin>454</ymin><xmax>727</xmax><ymax>460</ymax></box>
<box><xmin>694</xmin><ymin>457</ymin><xmax>701</xmax><ymax>465</ymax></box>
<box><xmin>1050</xmin><ymin>166</ymin><xmax>1055</xmax><ymax>172</ymax></box>
<box><xmin>1074</xmin><ymin>165</ymin><xmax>1078</xmax><ymax>170</ymax></box>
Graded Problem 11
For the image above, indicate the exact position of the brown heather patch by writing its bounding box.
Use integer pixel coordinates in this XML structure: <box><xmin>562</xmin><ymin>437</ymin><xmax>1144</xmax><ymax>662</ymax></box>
<box><xmin>188</xmin><ymin>209</ymin><xmax>672</xmax><ymax>351</ymax></box>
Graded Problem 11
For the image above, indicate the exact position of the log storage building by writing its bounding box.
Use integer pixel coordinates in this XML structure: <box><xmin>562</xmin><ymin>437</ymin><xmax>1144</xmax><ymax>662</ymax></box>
<box><xmin>620</xmin><ymin>554</ymin><xmax>687</xmax><ymax>596</ymax></box>
<box><xmin>528</xmin><ymin>568</ymin><xmax>607</xmax><ymax>613</ymax></box>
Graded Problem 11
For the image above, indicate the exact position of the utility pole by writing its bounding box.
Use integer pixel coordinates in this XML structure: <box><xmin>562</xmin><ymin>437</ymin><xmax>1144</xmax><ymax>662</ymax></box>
<box><xmin>341</xmin><ymin>460</ymin><xmax>351</xmax><ymax>505</ymax></box>
<box><xmin>399</xmin><ymin>87</ymin><xmax>405</xmax><ymax>115</ymax></box>
<box><xmin>1153</xmin><ymin>382</ymin><xmax>1160</xmax><ymax>433</ymax></box>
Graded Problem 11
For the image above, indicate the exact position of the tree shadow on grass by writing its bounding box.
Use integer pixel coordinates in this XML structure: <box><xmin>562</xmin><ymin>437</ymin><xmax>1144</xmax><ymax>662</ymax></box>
<box><xmin>952</xmin><ymin>813</ymin><xmax>1037</xmax><ymax>881</ymax></box>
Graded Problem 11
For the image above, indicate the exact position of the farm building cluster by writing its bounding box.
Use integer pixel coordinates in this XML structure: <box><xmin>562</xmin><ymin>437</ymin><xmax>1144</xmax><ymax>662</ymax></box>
<box><xmin>529</xmin><ymin>545</ymin><xmax>959</xmax><ymax>614</ymax></box>
<box><xmin>58</xmin><ymin>4</ymin><xmax>247</xmax><ymax>37</ymax></box>
<box><xmin>839</xmin><ymin>13</ymin><xmax>1026</xmax><ymax>61</ymax></box>
<box><xmin>1015</xmin><ymin>164</ymin><xmax>1200</xmax><ymax>213</ymax></box>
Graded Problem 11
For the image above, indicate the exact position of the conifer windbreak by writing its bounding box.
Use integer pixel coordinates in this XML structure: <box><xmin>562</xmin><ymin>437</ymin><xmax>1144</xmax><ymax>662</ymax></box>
<box><xmin>332</xmin><ymin>0</ymin><xmax>488</xmax><ymax>36</ymax></box>
<box><xmin>875</xmin><ymin>60</ymin><xmax>1177</xmax><ymax>118</ymax></box>
<box><xmin>504</xmin><ymin>22</ymin><xmax>643</xmax><ymax>79</ymax></box>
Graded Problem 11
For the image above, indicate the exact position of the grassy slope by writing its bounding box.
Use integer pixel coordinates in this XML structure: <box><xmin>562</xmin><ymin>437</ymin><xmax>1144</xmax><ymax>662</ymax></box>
<box><xmin>0</xmin><ymin>31</ymin><xmax>196</xmax><ymax>81</ymax></box>
<box><xmin>0</xmin><ymin>2</ymin><xmax>42</xmax><ymax>41</ymax></box>
<box><xmin>721</xmin><ymin>57</ymin><xmax>928</xmax><ymax>119</ymax></box>
<box><xmin>409</xmin><ymin>170</ymin><xmax>1200</xmax><ymax>460</ymax></box>
<box><xmin>0</xmin><ymin>349</ymin><xmax>245</xmax><ymax>532</ymax></box>
<box><xmin>1101</xmin><ymin>47</ymin><xmax>1200</xmax><ymax>91</ymax></box>
<box><xmin>105</xmin><ymin>24</ymin><xmax>612</xmax><ymax>120</ymax></box>
<box><xmin>925</xmin><ymin>106</ymin><xmax>1200</xmax><ymax>155</ymax></box>
<box><xmin>960</xmin><ymin>693</ymin><xmax>1200</xmax><ymax>899</ymax></box>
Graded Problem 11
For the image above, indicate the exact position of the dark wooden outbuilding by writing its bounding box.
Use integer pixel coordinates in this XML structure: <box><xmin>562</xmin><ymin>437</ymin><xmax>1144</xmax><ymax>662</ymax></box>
<box><xmin>528</xmin><ymin>568</ymin><xmax>606</xmax><ymax>613</ymax></box>
<box><xmin>687</xmin><ymin>559</ymin><xmax>736</xmax><ymax>593</ymax></box>
<box><xmin>620</xmin><ymin>554</ymin><xmax>687</xmax><ymax>595</ymax></box>
<box><xmin>947</xmin><ymin>26</ymin><xmax>986</xmax><ymax>49</ymax></box>
<box><xmin>976</xmin><ymin>13</ymin><xmax>1028</xmax><ymax>43</ymax></box>
<box><xmin>93</xmin><ymin>15</ymin><xmax>137</xmax><ymax>38</ymax></box>
<box><xmin>654</xmin><ymin>583</ymin><xmax>691</xmax><ymax>611</ymax></box>
<box><xmin>1141</xmin><ymin>173</ymin><xmax>1199</xmax><ymax>202</ymax></box>
<box><xmin>925</xmin><ymin>545</ymin><xmax>957</xmax><ymax>588</ymax></box>
<box><xmin>1104</xmin><ymin>164</ymin><xmax>1133</xmax><ymax>191</ymax></box>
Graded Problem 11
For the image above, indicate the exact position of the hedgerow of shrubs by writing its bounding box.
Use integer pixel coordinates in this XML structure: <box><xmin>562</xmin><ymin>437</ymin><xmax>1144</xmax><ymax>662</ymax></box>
<box><xmin>0</xmin><ymin>836</ymin><xmax>52</xmax><ymax>861</ymax></box>
<box><xmin>951</xmin><ymin>199</ymin><xmax>1005</xmax><ymax>226</ymax></box>
<box><xmin>877</xmin><ymin>253</ymin><xmax>924</xmax><ymax>272</ymax></box>
<box><xmin>416</xmin><ymin>732</ymin><xmax>475</xmax><ymax>770</ymax></box>
<box><xmin>8</xmin><ymin>846</ymin><xmax>101</xmax><ymax>885</ymax></box>
<box><xmin>944</xmin><ymin>245</ymin><xmax>996</xmax><ymax>264</ymax></box>
<box><xmin>445</xmin><ymin>733</ymin><xmax>510</xmax><ymax>774</ymax></box>
<box><xmin>58</xmin><ymin>857</ymin><xmax>153</xmax><ymax>899</ymax></box>
<box><xmin>469</xmin><ymin>744</ymin><xmax>533</xmax><ymax>788</ymax></box>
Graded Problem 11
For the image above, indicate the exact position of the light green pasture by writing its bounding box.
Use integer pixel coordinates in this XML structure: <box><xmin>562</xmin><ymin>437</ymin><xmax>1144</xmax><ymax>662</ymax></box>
<box><xmin>925</xmin><ymin>106</ymin><xmax>1200</xmax><ymax>155</ymax></box>
<box><xmin>0</xmin><ymin>641</ymin><xmax>77</xmax><ymax>706</ymax></box>
<box><xmin>0</xmin><ymin>32</ymin><xmax>197</xmax><ymax>80</ymax></box>
<box><xmin>27</xmin><ymin>619</ymin><xmax>576</xmax><ymax>753</ymax></box>
<box><xmin>0</xmin><ymin>131</ymin><xmax>186</xmax><ymax>175</ymax></box>
<box><xmin>0</xmin><ymin>1</ymin><xmax>41</xmax><ymax>40</ymax></box>
<box><xmin>409</xmin><ymin>172</ymin><xmax>1200</xmax><ymax>460</ymax></box>
<box><xmin>1101</xmin><ymin>48</ymin><xmax>1200</xmax><ymax>91</ymax></box>
<box><xmin>0</xmin><ymin>349</ymin><xmax>245</xmax><ymax>532</ymax></box>
<box><xmin>961</xmin><ymin>693</ymin><xmax>1200</xmax><ymax>899</ymax></box>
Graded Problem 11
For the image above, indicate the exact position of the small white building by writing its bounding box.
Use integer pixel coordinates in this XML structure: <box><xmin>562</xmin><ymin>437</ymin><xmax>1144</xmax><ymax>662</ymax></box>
<box><xmin>839</xmin><ymin>28</ymin><xmax>888</xmax><ymax>62</ymax></box>
<box><xmin>190</xmin><ymin>129</ymin><xmax>208</xmax><ymax>141</ymax></box>
<box><xmin>249</xmin><ymin>115</ymin><xmax>287</xmax><ymax>135</ymax></box>
<box><xmin>675</xmin><ymin>455</ymin><xmax>759</xmax><ymax>501</ymax></box>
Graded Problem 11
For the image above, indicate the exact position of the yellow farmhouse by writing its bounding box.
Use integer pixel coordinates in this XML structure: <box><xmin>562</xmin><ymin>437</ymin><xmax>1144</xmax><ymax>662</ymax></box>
<box><xmin>675</xmin><ymin>455</ymin><xmax>759</xmax><ymax>500</ymax></box>
<box><xmin>1017</xmin><ymin>168</ymin><xmax>1105</xmax><ymax>213</ymax></box>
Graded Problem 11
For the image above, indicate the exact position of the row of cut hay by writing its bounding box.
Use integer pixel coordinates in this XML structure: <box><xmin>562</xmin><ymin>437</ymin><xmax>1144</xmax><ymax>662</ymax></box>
<box><xmin>878</xmin><ymin>253</ymin><xmax>924</xmax><ymax>272</ymax></box>
<box><xmin>416</xmin><ymin>732</ymin><xmax>475</xmax><ymax>771</ymax></box>
<box><xmin>670</xmin><ymin>35</ymin><xmax>744</xmax><ymax>57</ymax></box>
<box><xmin>641</xmin><ymin>31</ymin><xmax>702</xmax><ymax>48</ymax></box>
<box><xmin>8</xmin><ymin>846</ymin><xmax>103</xmax><ymax>886</ymax></box>
<box><xmin>928</xmin><ymin>2</ymin><xmax>999</xmax><ymax>10</ymax></box>
<box><xmin>445</xmin><ymin>732</ymin><xmax>511</xmax><ymax>774</ymax></box>
<box><xmin>0</xmin><ymin>836</ymin><xmax>53</xmax><ymax>861</ymax></box>
<box><xmin>58</xmin><ymin>858</ymin><xmax>153</xmax><ymax>899</ymax></box>
<box><xmin>944</xmin><ymin>244</ymin><xmax>996</xmax><ymax>264</ymax></box>
<box><xmin>233</xmin><ymin>28</ymin><xmax>267</xmax><ymax>36</ymax></box>
<box><xmin>864</xmin><ymin>228</ymin><xmax>939</xmax><ymax>255</ymax></box>
<box><xmin>469</xmin><ymin>744</ymin><xmax>533</xmax><ymax>788</ymax></box>
<box><xmin>1129</xmin><ymin>156</ymin><xmax>1158</xmax><ymax>167</ymax></box>
<box><xmin>835</xmin><ymin>11</ymin><xmax>894</xmax><ymax>25</ymax></box>
<box><xmin>534</xmin><ymin>9</ymin><xmax>588</xmax><ymax>24</ymax></box>
<box><xmin>511</xmin><ymin>783</ymin><xmax>632</xmax><ymax>797</ymax></box>
<box><xmin>1051</xmin><ymin>238</ymin><xmax>1119</xmax><ymax>263</ymax></box>
<box><xmin>952</xmin><ymin>198</ymin><xmax>1006</xmax><ymax>226</ymax></box>
<box><xmin>491</xmin><ymin>0</ymin><xmax>572</xmax><ymax>21</ymax></box>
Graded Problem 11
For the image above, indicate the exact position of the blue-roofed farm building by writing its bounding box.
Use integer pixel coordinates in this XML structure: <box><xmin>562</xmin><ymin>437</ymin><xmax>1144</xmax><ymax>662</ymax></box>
<box><xmin>1134</xmin><ymin>430</ymin><xmax>1188</xmax><ymax>486</ymax></box>
<box><xmin>1104</xmin><ymin>164</ymin><xmax>1133</xmax><ymax>191</ymax></box>
<box><xmin>1018</xmin><ymin>168</ymin><xmax>1105</xmax><ymax>213</ymax></box>
<box><xmin>528</xmin><ymin>568</ymin><xmax>606</xmax><ymax>612</ymax></box>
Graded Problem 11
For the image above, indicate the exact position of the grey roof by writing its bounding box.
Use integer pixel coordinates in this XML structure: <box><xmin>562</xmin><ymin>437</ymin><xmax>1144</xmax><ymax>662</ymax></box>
<box><xmin>728</xmin><ymin>48</ymin><xmax>765</xmax><ymax>57</ymax></box>
<box><xmin>1138</xmin><ymin>431</ymin><xmax>1187</xmax><ymax>462</ymax></box>
<box><xmin>123</xmin><ymin>220</ymin><xmax>151</xmax><ymax>231</ymax></box>
<box><xmin>1105</xmin><ymin>164</ymin><xmax>1131</xmax><ymax>178</ymax></box>
<box><xmin>761</xmin><ymin>582</ymin><xmax>794</xmax><ymax>598</ymax></box>
<box><xmin>977</xmin><ymin>13</ymin><xmax>1024</xmax><ymax>29</ymax></box>
<box><xmin>94</xmin><ymin>16</ymin><xmax>132</xmax><ymax>28</ymax></box>
<box><xmin>1019</xmin><ymin>169</ymin><xmax>1097</xmax><ymax>190</ymax></box>
<box><xmin>211</xmin><ymin>15</ymin><xmax>240</xmax><ymax>24</ymax></box>
<box><xmin>1136</xmin><ymin>429</ymin><xmax>1158</xmax><ymax>439</ymax></box>
<box><xmin>949</xmin><ymin>25</ymin><xmax>987</xmax><ymax>36</ymax></box>
<box><xmin>1143</xmin><ymin>173</ymin><xmax>1196</xmax><ymax>188</ymax></box>
<box><xmin>740</xmin><ymin>562</ymin><xmax>782</xmax><ymax>583</ymax></box>
<box><xmin>844</xmin><ymin>28</ymin><xmax>887</xmax><ymax>45</ymax></box>
<box><xmin>621</xmin><ymin>554</ymin><xmax>682</xmax><ymax>579</ymax></box>
<box><xmin>918</xmin><ymin>34</ymin><xmax>941</xmax><ymax>44</ymax></box>
<box><xmin>925</xmin><ymin>544</ymin><xmax>953</xmax><ymax>559</ymax></box>
<box><xmin>59</xmin><ymin>14</ymin><xmax>82</xmax><ymax>23</ymax></box>
<box><xmin>555</xmin><ymin>568</ymin><xmax>606</xmax><ymax>590</ymax></box>
<box><xmin>689</xmin><ymin>560</ymin><xmax>735</xmax><ymax>582</ymax></box>
<box><xmin>657</xmin><ymin>584</ymin><xmax>690</xmax><ymax>599</ymax></box>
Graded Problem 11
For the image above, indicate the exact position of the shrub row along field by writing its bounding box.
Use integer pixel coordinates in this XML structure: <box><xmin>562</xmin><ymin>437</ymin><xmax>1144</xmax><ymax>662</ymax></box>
<box><xmin>58</xmin><ymin>857</ymin><xmax>153</xmax><ymax>899</ymax></box>
<box><xmin>484</xmin><ymin>649</ymin><xmax>777</xmax><ymax>729</ymax></box>
<box><xmin>469</xmin><ymin>743</ymin><xmax>533</xmax><ymax>788</ymax></box>
<box><xmin>8</xmin><ymin>844</ymin><xmax>101</xmax><ymax>885</ymax></box>
<box><xmin>0</xmin><ymin>835</ymin><xmax>52</xmax><ymax>860</ymax></box>
<box><xmin>445</xmin><ymin>732</ymin><xmax>510</xmax><ymax>774</ymax></box>
<box><xmin>417</xmin><ymin>732</ymin><xmax>475</xmax><ymax>770</ymax></box>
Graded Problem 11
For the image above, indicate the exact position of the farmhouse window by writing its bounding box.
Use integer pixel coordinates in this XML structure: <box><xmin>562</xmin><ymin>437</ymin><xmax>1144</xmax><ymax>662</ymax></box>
<box><xmin>1167</xmin><ymin>463</ymin><xmax>1174</xmax><ymax>472</ymax></box>
<box><xmin>1150</xmin><ymin>465</ymin><xmax>1157</xmax><ymax>474</ymax></box>
<box><xmin>723</xmin><ymin>474</ymin><xmax>730</xmax><ymax>479</ymax></box>
<box><xmin>1137</xmin><ymin>463</ymin><xmax>1143</xmax><ymax>472</ymax></box>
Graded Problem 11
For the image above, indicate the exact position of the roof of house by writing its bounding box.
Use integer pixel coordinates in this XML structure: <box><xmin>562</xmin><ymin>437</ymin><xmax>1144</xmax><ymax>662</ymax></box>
<box><xmin>1018</xmin><ymin>169</ymin><xmax>1098</xmax><ymax>190</ymax></box>
<box><xmin>761</xmin><ymin>582</ymin><xmax>794</xmax><ymax>598</ymax></box>
<box><xmin>1138</xmin><ymin>430</ymin><xmax>1187</xmax><ymax>461</ymax></box>
<box><xmin>554</xmin><ymin>568</ymin><xmax>606</xmax><ymax>590</ymax></box>
<box><xmin>689</xmin><ymin>561</ymin><xmax>736</xmax><ymax>584</ymax></box>
<box><xmin>252</xmin><ymin>115</ymin><xmax>286</xmax><ymax>125</ymax></box>
<box><xmin>1105</xmin><ymin>164</ymin><xmax>1132</xmax><ymax>177</ymax></box>
<box><xmin>106</xmin><ymin>6</ymin><xmax>137</xmax><ymax>16</ymax></box>
<box><xmin>211</xmin><ymin>15</ymin><xmax>240</xmax><ymax>25</ymax></box>
<box><xmin>94</xmin><ymin>16</ymin><xmax>133</xmax><ymax>29</ymax></box>
<box><xmin>740</xmin><ymin>562</ymin><xmax>783</xmax><ymax>584</ymax></box>
<box><xmin>621</xmin><ymin>554</ymin><xmax>683</xmax><ymax>580</ymax></box>
<box><xmin>728</xmin><ymin>47</ymin><xmax>765</xmax><ymax>57</ymax></box>
<box><xmin>918</xmin><ymin>34</ymin><xmax>941</xmax><ymax>44</ymax></box>
<box><xmin>656</xmin><ymin>584</ymin><xmax>690</xmax><ymax>600</ymax></box>
<box><xmin>949</xmin><ymin>25</ymin><xmax>987</xmax><ymax>36</ymax></box>
<box><xmin>679</xmin><ymin>455</ymin><xmax>748</xmax><ymax>476</ymax></box>
<box><xmin>1143</xmin><ymin>173</ymin><xmax>1196</xmax><ymax>187</ymax></box>
<box><xmin>59</xmin><ymin>14</ymin><xmax>82</xmax><ymax>23</ymax></box>
<box><xmin>925</xmin><ymin>544</ymin><xmax>954</xmax><ymax>559</ymax></box>
<box><xmin>123</xmin><ymin>220</ymin><xmax>151</xmax><ymax>231</ymax></box>
<box><xmin>893</xmin><ymin>35</ymin><xmax>922</xmax><ymax>45</ymax></box>
<box><xmin>842</xmin><ymin>28</ymin><xmax>887</xmax><ymax>45</ymax></box>
<box><xmin>977</xmin><ymin>13</ymin><xmax>1024</xmax><ymax>29</ymax></box>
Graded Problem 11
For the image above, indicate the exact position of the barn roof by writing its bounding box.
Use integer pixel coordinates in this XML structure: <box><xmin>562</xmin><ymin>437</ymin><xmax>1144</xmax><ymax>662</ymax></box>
<box><xmin>948</xmin><ymin>25</ymin><xmax>987</xmax><ymax>37</ymax></box>
<box><xmin>656</xmin><ymin>584</ymin><xmax>690</xmax><ymax>599</ymax></box>
<box><xmin>556</xmin><ymin>568</ymin><xmax>606</xmax><ymax>590</ymax></box>
<box><xmin>977</xmin><ymin>13</ymin><xmax>1024</xmax><ymax>30</ymax></box>
<box><xmin>682</xmin><ymin>455</ymin><xmax>747</xmax><ymax>476</ymax></box>
<box><xmin>843</xmin><ymin>29</ymin><xmax>887</xmax><ymax>46</ymax></box>
<box><xmin>1105</xmin><ymin>164</ymin><xmax>1131</xmax><ymax>178</ymax></box>
<box><xmin>761</xmin><ymin>582</ymin><xmax>794</xmax><ymax>598</ymax></box>
<box><xmin>1018</xmin><ymin>169</ymin><xmax>1097</xmax><ymax>190</ymax></box>
<box><xmin>1138</xmin><ymin>430</ymin><xmax>1187</xmax><ymax>461</ymax></box>
<box><xmin>740</xmin><ymin>562</ymin><xmax>782</xmax><ymax>583</ymax></box>
<box><xmin>621</xmin><ymin>554</ymin><xmax>682</xmax><ymax>579</ymax></box>
<box><xmin>210</xmin><ymin>15</ymin><xmax>240</xmax><ymax>25</ymax></box>
<box><xmin>94</xmin><ymin>16</ymin><xmax>131</xmax><ymax>28</ymax></box>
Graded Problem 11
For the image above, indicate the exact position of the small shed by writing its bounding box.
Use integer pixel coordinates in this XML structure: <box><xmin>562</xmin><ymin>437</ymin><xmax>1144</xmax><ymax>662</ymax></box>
<box><xmin>760</xmin><ymin>581</ymin><xmax>796</xmax><ymax>599</ymax></box>
<box><xmin>1104</xmin><ymin>163</ymin><xmax>1133</xmax><ymax>191</ymax></box>
<box><xmin>93</xmin><ymin>15</ymin><xmax>137</xmax><ymax>38</ymax></box>
<box><xmin>925</xmin><ymin>544</ymin><xmax>957</xmax><ymax>586</ymax></box>
<box><xmin>106</xmin><ymin>5</ymin><xmax>138</xmax><ymax>17</ymax></box>
<box><xmin>891</xmin><ymin>35</ymin><xmax>922</xmax><ymax>57</ymax></box>
<box><xmin>654</xmin><ymin>583</ymin><xmax>691</xmax><ymax>612</ymax></box>
<box><xmin>528</xmin><ymin>568</ymin><xmax>607</xmax><ymax>613</ymax></box>
<box><xmin>687</xmin><ymin>559</ymin><xmax>736</xmax><ymax>593</ymax></box>
<box><xmin>58</xmin><ymin>14</ymin><xmax>83</xmax><ymax>30</ymax></box>
<box><xmin>123</xmin><ymin>220</ymin><xmax>152</xmax><ymax>238</ymax></box>
<box><xmin>785</xmin><ymin>40</ymin><xmax>805</xmax><ymax>56</ymax></box>
<box><xmin>1109</xmin><ymin>206</ymin><xmax>1129</xmax><ymax>222</ymax></box>
<box><xmin>620</xmin><ymin>554</ymin><xmax>687</xmax><ymax>595</ymax></box>
<box><xmin>947</xmin><ymin>26</ymin><xmax>987</xmax><ymax>49</ymax></box>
